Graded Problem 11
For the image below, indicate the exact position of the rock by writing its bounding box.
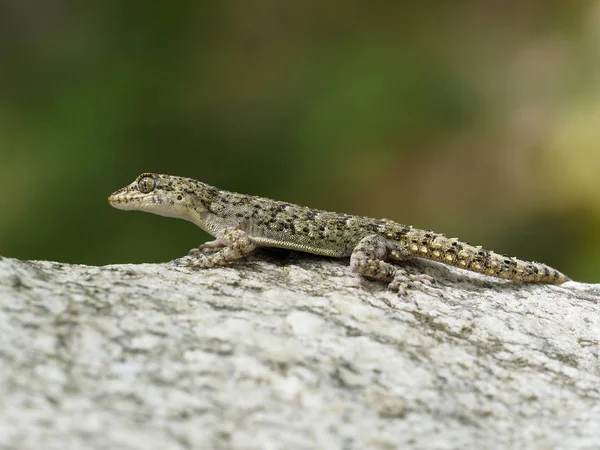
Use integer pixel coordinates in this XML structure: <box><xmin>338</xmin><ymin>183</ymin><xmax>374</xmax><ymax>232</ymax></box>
<box><xmin>0</xmin><ymin>252</ymin><xmax>599</xmax><ymax>449</ymax></box>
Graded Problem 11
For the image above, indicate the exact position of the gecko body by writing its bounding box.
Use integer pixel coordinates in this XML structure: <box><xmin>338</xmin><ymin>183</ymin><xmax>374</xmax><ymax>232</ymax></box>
<box><xmin>108</xmin><ymin>173</ymin><xmax>569</xmax><ymax>292</ymax></box>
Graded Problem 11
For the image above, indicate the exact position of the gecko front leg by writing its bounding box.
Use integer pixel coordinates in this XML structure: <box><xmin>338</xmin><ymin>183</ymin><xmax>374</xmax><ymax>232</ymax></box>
<box><xmin>350</xmin><ymin>234</ymin><xmax>433</xmax><ymax>294</ymax></box>
<box><xmin>178</xmin><ymin>228</ymin><xmax>256</xmax><ymax>268</ymax></box>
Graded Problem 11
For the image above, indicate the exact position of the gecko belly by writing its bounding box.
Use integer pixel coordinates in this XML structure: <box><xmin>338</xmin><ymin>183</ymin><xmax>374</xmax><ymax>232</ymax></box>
<box><xmin>251</xmin><ymin>236</ymin><xmax>349</xmax><ymax>258</ymax></box>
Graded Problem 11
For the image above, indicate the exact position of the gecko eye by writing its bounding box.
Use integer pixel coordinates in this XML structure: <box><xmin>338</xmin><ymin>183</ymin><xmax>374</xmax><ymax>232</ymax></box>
<box><xmin>138</xmin><ymin>176</ymin><xmax>156</xmax><ymax>193</ymax></box>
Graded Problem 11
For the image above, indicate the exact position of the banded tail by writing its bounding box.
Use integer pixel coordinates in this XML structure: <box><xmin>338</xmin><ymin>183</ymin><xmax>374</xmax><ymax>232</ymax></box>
<box><xmin>405</xmin><ymin>229</ymin><xmax>569</xmax><ymax>284</ymax></box>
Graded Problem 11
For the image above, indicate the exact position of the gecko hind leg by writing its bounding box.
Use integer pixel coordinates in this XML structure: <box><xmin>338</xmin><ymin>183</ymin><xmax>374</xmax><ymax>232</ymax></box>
<box><xmin>387</xmin><ymin>241</ymin><xmax>434</xmax><ymax>293</ymax></box>
<box><xmin>350</xmin><ymin>234</ymin><xmax>433</xmax><ymax>294</ymax></box>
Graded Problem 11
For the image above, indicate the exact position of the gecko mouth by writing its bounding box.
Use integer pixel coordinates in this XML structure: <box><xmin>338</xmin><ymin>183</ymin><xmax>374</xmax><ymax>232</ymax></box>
<box><xmin>108</xmin><ymin>188</ymin><xmax>148</xmax><ymax>210</ymax></box>
<box><xmin>108</xmin><ymin>188</ymin><xmax>187</xmax><ymax>219</ymax></box>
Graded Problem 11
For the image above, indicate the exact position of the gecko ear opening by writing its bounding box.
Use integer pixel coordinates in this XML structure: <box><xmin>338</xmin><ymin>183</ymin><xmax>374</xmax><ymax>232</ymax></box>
<box><xmin>137</xmin><ymin>175</ymin><xmax>156</xmax><ymax>193</ymax></box>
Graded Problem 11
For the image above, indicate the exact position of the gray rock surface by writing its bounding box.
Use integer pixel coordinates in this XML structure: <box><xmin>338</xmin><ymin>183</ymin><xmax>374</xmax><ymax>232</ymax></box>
<box><xmin>0</xmin><ymin>252</ymin><xmax>599</xmax><ymax>450</ymax></box>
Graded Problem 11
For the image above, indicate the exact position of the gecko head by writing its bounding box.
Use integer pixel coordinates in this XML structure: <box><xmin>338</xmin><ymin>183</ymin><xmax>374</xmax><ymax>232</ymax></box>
<box><xmin>108</xmin><ymin>173</ymin><xmax>204</xmax><ymax>220</ymax></box>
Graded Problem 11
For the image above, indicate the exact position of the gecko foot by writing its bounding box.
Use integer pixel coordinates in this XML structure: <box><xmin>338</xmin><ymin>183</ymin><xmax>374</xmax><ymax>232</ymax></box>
<box><xmin>174</xmin><ymin>254</ymin><xmax>218</xmax><ymax>268</ymax></box>
<box><xmin>388</xmin><ymin>272</ymin><xmax>434</xmax><ymax>295</ymax></box>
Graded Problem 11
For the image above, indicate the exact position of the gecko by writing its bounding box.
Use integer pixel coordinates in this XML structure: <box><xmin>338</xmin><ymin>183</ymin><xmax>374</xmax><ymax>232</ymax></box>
<box><xmin>108</xmin><ymin>173</ymin><xmax>570</xmax><ymax>293</ymax></box>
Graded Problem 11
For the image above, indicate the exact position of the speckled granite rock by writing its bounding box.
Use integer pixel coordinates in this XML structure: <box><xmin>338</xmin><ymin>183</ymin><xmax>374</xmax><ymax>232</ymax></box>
<box><xmin>0</xmin><ymin>252</ymin><xmax>599</xmax><ymax>450</ymax></box>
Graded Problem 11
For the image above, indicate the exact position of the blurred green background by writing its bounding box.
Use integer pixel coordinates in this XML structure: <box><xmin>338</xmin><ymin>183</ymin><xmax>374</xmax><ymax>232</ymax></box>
<box><xmin>1</xmin><ymin>1</ymin><xmax>599</xmax><ymax>282</ymax></box>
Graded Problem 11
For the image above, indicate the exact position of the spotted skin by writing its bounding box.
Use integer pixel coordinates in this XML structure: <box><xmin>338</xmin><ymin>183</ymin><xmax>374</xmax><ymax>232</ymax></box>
<box><xmin>108</xmin><ymin>173</ymin><xmax>570</xmax><ymax>293</ymax></box>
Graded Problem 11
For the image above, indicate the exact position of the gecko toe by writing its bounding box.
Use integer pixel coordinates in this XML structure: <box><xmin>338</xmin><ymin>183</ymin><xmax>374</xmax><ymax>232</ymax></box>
<box><xmin>389</xmin><ymin>272</ymin><xmax>435</xmax><ymax>295</ymax></box>
<box><xmin>188</xmin><ymin>247</ymin><xmax>219</xmax><ymax>257</ymax></box>
<box><xmin>173</xmin><ymin>257</ymin><xmax>188</xmax><ymax>266</ymax></box>
<box><xmin>388</xmin><ymin>281</ymin><xmax>410</xmax><ymax>295</ymax></box>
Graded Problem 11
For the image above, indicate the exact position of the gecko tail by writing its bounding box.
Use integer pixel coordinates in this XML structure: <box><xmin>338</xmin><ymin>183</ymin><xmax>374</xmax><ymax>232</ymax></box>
<box><xmin>405</xmin><ymin>230</ymin><xmax>570</xmax><ymax>284</ymax></box>
<box><xmin>491</xmin><ymin>258</ymin><xmax>571</xmax><ymax>284</ymax></box>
